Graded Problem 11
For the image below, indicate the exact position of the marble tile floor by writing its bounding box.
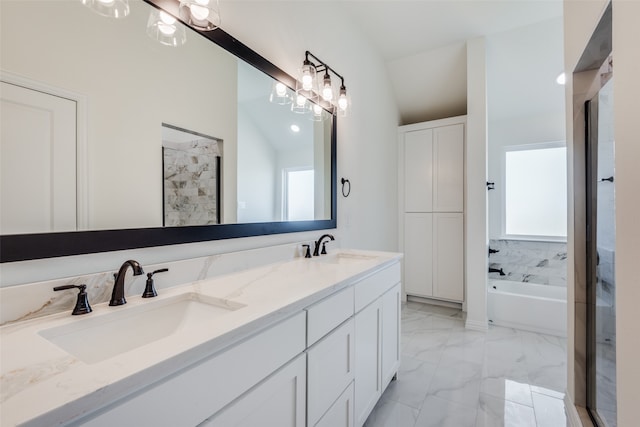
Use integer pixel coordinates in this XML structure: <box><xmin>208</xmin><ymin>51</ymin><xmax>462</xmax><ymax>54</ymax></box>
<box><xmin>364</xmin><ymin>302</ymin><xmax>568</xmax><ymax>427</ymax></box>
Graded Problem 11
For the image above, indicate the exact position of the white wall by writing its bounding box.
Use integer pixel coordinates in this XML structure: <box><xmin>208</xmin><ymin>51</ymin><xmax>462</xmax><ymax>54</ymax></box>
<box><xmin>564</xmin><ymin>1</ymin><xmax>640</xmax><ymax>425</ymax></box>
<box><xmin>237</xmin><ymin>106</ymin><xmax>277</xmax><ymax>223</ymax></box>
<box><xmin>464</xmin><ymin>37</ymin><xmax>488</xmax><ymax>331</ymax></box>
<box><xmin>0</xmin><ymin>1</ymin><xmax>400</xmax><ymax>286</ymax></box>
<box><xmin>486</xmin><ymin>18</ymin><xmax>566</xmax><ymax>240</ymax></box>
<box><xmin>487</xmin><ymin>113</ymin><xmax>566</xmax><ymax>239</ymax></box>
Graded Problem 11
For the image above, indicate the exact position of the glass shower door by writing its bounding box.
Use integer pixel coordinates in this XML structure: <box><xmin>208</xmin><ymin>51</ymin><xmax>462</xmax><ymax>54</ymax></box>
<box><xmin>586</xmin><ymin>76</ymin><xmax>617</xmax><ymax>427</ymax></box>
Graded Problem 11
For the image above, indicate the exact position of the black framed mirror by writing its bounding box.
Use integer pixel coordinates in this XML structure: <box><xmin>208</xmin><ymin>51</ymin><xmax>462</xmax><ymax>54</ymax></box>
<box><xmin>0</xmin><ymin>0</ymin><xmax>336</xmax><ymax>262</ymax></box>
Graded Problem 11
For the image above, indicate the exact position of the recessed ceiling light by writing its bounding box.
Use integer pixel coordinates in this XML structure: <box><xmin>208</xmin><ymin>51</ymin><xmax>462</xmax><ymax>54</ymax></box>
<box><xmin>556</xmin><ymin>72</ymin><xmax>566</xmax><ymax>85</ymax></box>
<box><xmin>290</xmin><ymin>124</ymin><xmax>300</xmax><ymax>133</ymax></box>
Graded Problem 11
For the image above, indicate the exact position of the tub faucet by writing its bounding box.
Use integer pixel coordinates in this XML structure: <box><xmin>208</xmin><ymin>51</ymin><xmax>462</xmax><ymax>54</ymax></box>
<box><xmin>313</xmin><ymin>234</ymin><xmax>335</xmax><ymax>256</ymax></box>
<box><xmin>110</xmin><ymin>260</ymin><xmax>144</xmax><ymax>306</ymax></box>
<box><xmin>489</xmin><ymin>267</ymin><xmax>506</xmax><ymax>276</ymax></box>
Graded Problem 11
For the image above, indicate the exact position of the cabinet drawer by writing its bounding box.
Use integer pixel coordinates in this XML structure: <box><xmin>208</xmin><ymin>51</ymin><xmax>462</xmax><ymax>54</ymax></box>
<box><xmin>79</xmin><ymin>312</ymin><xmax>306</xmax><ymax>427</ymax></box>
<box><xmin>200</xmin><ymin>353</ymin><xmax>306</xmax><ymax>427</ymax></box>
<box><xmin>314</xmin><ymin>382</ymin><xmax>354</xmax><ymax>427</ymax></box>
<box><xmin>354</xmin><ymin>263</ymin><xmax>401</xmax><ymax>312</ymax></box>
<box><xmin>307</xmin><ymin>318</ymin><xmax>355</xmax><ymax>426</ymax></box>
<box><xmin>306</xmin><ymin>286</ymin><xmax>354</xmax><ymax>346</ymax></box>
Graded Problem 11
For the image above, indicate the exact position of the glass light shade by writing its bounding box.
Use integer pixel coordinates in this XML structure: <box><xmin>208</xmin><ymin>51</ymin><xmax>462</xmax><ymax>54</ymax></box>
<box><xmin>179</xmin><ymin>0</ymin><xmax>220</xmax><ymax>31</ymax></box>
<box><xmin>147</xmin><ymin>10</ymin><xmax>187</xmax><ymax>47</ymax></box>
<box><xmin>299</xmin><ymin>62</ymin><xmax>317</xmax><ymax>92</ymax></box>
<box><xmin>291</xmin><ymin>93</ymin><xmax>309</xmax><ymax>114</ymax></box>
<box><xmin>320</xmin><ymin>74</ymin><xmax>333</xmax><ymax>102</ymax></box>
<box><xmin>269</xmin><ymin>81</ymin><xmax>291</xmax><ymax>105</ymax></box>
<box><xmin>310</xmin><ymin>103</ymin><xmax>324</xmax><ymax>122</ymax></box>
<box><xmin>337</xmin><ymin>86</ymin><xmax>349</xmax><ymax>117</ymax></box>
<box><xmin>82</xmin><ymin>0</ymin><xmax>130</xmax><ymax>19</ymax></box>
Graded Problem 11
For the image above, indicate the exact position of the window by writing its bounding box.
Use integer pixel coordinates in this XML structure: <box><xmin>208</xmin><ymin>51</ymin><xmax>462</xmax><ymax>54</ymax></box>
<box><xmin>283</xmin><ymin>168</ymin><xmax>314</xmax><ymax>221</ymax></box>
<box><xmin>503</xmin><ymin>142</ymin><xmax>567</xmax><ymax>240</ymax></box>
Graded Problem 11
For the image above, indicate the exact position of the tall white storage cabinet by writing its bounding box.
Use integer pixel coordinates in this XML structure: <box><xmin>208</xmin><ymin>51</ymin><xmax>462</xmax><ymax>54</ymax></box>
<box><xmin>399</xmin><ymin>116</ymin><xmax>465</xmax><ymax>303</ymax></box>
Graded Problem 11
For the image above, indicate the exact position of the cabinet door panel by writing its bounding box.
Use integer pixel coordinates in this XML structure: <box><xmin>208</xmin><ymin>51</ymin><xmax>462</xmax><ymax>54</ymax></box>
<box><xmin>433</xmin><ymin>213</ymin><xmax>464</xmax><ymax>301</ymax></box>
<box><xmin>314</xmin><ymin>382</ymin><xmax>354</xmax><ymax>427</ymax></box>
<box><xmin>381</xmin><ymin>283</ymin><xmax>401</xmax><ymax>388</ymax></box>
<box><xmin>307</xmin><ymin>319</ymin><xmax>355</xmax><ymax>426</ymax></box>
<box><xmin>200</xmin><ymin>354</ymin><xmax>306</xmax><ymax>427</ymax></box>
<box><xmin>404</xmin><ymin>213</ymin><xmax>433</xmax><ymax>297</ymax></box>
<box><xmin>433</xmin><ymin>124</ymin><xmax>464</xmax><ymax>212</ymax></box>
<box><xmin>354</xmin><ymin>301</ymin><xmax>381</xmax><ymax>427</ymax></box>
<box><xmin>404</xmin><ymin>129</ymin><xmax>433</xmax><ymax>212</ymax></box>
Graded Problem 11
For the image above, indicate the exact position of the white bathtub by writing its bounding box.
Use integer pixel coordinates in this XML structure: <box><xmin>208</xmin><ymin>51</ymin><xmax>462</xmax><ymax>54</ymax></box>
<box><xmin>487</xmin><ymin>280</ymin><xmax>567</xmax><ymax>337</ymax></box>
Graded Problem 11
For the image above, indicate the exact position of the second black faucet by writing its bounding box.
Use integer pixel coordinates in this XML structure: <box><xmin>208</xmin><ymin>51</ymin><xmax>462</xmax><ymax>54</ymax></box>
<box><xmin>110</xmin><ymin>260</ymin><xmax>144</xmax><ymax>306</ymax></box>
<box><xmin>313</xmin><ymin>234</ymin><xmax>335</xmax><ymax>256</ymax></box>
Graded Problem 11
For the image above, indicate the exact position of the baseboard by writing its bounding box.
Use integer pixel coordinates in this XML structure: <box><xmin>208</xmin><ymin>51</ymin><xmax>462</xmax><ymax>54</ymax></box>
<box><xmin>465</xmin><ymin>318</ymin><xmax>488</xmax><ymax>331</ymax></box>
<box><xmin>564</xmin><ymin>393</ymin><xmax>585</xmax><ymax>427</ymax></box>
<box><xmin>406</xmin><ymin>295</ymin><xmax>462</xmax><ymax>309</ymax></box>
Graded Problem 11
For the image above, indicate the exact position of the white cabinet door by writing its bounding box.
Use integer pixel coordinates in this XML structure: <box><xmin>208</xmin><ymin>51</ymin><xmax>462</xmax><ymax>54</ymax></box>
<box><xmin>307</xmin><ymin>319</ymin><xmax>355</xmax><ymax>426</ymax></box>
<box><xmin>404</xmin><ymin>212</ymin><xmax>433</xmax><ymax>297</ymax></box>
<box><xmin>314</xmin><ymin>382</ymin><xmax>354</xmax><ymax>427</ymax></box>
<box><xmin>201</xmin><ymin>353</ymin><xmax>306</xmax><ymax>427</ymax></box>
<box><xmin>433</xmin><ymin>124</ymin><xmax>464</xmax><ymax>212</ymax></box>
<box><xmin>354</xmin><ymin>300</ymin><xmax>381</xmax><ymax>427</ymax></box>
<box><xmin>433</xmin><ymin>212</ymin><xmax>464</xmax><ymax>301</ymax></box>
<box><xmin>381</xmin><ymin>283</ymin><xmax>401</xmax><ymax>388</ymax></box>
<box><xmin>403</xmin><ymin>129</ymin><xmax>433</xmax><ymax>212</ymax></box>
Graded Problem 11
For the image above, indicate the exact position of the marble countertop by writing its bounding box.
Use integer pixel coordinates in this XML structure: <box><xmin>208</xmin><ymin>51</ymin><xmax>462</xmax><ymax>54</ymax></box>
<box><xmin>0</xmin><ymin>249</ymin><xmax>401</xmax><ymax>427</ymax></box>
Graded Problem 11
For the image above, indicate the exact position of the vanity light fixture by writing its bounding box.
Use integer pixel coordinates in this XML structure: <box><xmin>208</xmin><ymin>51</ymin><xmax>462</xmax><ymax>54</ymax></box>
<box><xmin>179</xmin><ymin>0</ymin><xmax>220</xmax><ymax>31</ymax></box>
<box><xmin>82</xmin><ymin>0</ymin><xmax>130</xmax><ymax>18</ymax></box>
<box><xmin>297</xmin><ymin>51</ymin><xmax>349</xmax><ymax>117</ymax></box>
<box><xmin>147</xmin><ymin>9</ymin><xmax>187</xmax><ymax>47</ymax></box>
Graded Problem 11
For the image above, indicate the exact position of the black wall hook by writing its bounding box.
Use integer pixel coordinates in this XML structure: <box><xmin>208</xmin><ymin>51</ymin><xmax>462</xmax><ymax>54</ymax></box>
<box><xmin>341</xmin><ymin>177</ymin><xmax>351</xmax><ymax>197</ymax></box>
<box><xmin>486</xmin><ymin>182</ymin><xmax>495</xmax><ymax>190</ymax></box>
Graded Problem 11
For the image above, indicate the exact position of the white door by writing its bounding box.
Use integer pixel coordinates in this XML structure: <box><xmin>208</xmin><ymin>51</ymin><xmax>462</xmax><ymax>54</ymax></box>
<box><xmin>403</xmin><ymin>129</ymin><xmax>433</xmax><ymax>212</ymax></box>
<box><xmin>354</xmin><ymin>300</ymin><xmax>381</xmax><ymax>427</ymax></box>
<box><xmin>381</xmin><ymin>282</ymin><xmax>401</xmax><ymax>388</ymax></box>
<box><xmin>433</xmin><ymin>212</ymin><xmax>464</xmax><ymax>301</ymax></box>
<box><xmin>0</xmin><ymin>81</ymin><xmax>77</xmax><ymax>234</ymax></box>
<box><xmin>404</xmin><ymin>212</ymin><xmax>433</xmax><ymax>297</ymax></box>
<box><xmin>433</xmin><ymin>124</ymin><xmax>464</xmax><ymax>212</ymax></box>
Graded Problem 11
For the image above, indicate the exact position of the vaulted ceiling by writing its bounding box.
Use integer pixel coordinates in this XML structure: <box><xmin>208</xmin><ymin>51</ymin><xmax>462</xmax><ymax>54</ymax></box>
<box><xmin>338</xmin><ymin>0</ymin><xmax>565</xmax><ymax>125</ymax></box>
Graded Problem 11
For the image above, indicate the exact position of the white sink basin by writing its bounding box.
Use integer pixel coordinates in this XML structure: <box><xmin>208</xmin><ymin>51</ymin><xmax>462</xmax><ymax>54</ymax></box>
<box><xmin>39</xmin><ymin>293</ymin><xmax>245</xmax><ymax>364</ymax></box>
<box><xmin>312</xmin><ymin>252</ymin><xmax>379</xmax><ymax>265</ymax></box>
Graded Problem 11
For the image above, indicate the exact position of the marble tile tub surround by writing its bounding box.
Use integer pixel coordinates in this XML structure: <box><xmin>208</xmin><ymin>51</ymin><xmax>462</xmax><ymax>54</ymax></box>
<box><xmin>0</xmin><ymin>241</ymin><xmax>335</xmax><ymax>325</ymax></box>
<box><xmin>488</xmin><ymin>239</ymin><xmax>567</xmax><ymax>286</ymax></box>
<box><xmin>365</xmin><ymin>302</ymin><xmax>568</xmax><ymax>427</ymax></box>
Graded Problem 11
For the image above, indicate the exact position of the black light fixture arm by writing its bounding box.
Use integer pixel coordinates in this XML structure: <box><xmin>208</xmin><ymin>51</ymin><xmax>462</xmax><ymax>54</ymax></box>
<box><xmin>305</xmin><ymin>51</ymin><xmax>346</xmax><ymax>87</ymax></box>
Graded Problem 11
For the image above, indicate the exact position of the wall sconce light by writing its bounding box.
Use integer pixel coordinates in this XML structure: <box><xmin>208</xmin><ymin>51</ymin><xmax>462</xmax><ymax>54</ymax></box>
<box><xmin>179</xmin><ymin>0</ymin><xmax>221</xmax><ymax>31</ymax></box>
<box><xmin>82</xmin><ymin>0</ymin><xmax>130</xmax><ymax>18</ymax></box>
<box><xmin>297</xmin><ymin>51</ymin><xmax>349</xmax><ymax>117</ymax></box>
<box><xmin>147</xmin><ymin>9</ymin><xmax>187</xmax><ymax>47</ymax></box>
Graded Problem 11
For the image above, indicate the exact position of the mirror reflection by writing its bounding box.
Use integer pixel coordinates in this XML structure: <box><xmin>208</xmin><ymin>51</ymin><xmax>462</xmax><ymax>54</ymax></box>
<box><xmin>0</xmin><ymin>0</ymin><xmax>333</xmax><ymax>236</ymax></box>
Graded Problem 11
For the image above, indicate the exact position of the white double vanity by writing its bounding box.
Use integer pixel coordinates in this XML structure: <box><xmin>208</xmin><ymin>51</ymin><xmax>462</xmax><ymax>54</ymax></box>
<box><xmin>0</xmin><ymin>246</ymin><xmax>402</xmax><ymax>427</ymax></box>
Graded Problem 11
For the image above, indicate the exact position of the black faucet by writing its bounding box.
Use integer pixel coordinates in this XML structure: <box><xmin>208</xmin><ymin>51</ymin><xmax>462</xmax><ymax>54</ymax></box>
<box><xmin>313</xmin><ymin>234</ymin><xmax>335</xmax><ymax>256</ymax></box>
<box><xmin>110</xmin><ymin>260</ymin><xmax>144</xmax><ymax>306</ymax></box>
<box><xmin>489</xmin><ymin>267</ymin><xmax>506</xmax><ymax>276</ymax></box>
